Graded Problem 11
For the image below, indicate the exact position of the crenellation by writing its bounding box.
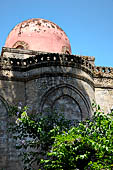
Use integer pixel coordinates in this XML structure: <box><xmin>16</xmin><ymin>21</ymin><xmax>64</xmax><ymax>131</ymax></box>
<box><xmin>94</xmin><ymin>66</ymin><xmax>113</xmax><ymax>78</ymax></box>
<box><xmin>0</xmin><ymin>48</ymin><xmax>94</xmax><ymax>77</ymax></box>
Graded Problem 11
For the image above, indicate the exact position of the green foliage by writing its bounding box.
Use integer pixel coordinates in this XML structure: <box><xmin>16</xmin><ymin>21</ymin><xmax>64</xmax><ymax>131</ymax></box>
<box><xmin>41</xmin><ymin>104</ymin><xmax>113</xmax><ymax>170</ymax></box>
<box><xmin>8</xmin><ymin>103</ymin><xmax>113</xmax><ymax>170</ymax></box>
<box><xmin>8</xmin><ymin>104</ymin><xmax>74</xmax><ymax>170</ymax></box>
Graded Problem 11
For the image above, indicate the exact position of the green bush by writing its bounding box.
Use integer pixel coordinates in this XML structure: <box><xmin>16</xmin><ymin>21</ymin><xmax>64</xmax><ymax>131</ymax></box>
<box><xmin>8</xmin><ymin>103</ymin><xmax>113</xmax><ymax>170</ymax></box>
<box><xmin>41</xmin><ymin>104</ymin><xmax>113</xmax><ymax>170</ymax></box>
<box><xmin>8</xmin><ymin>104</ymin><xmax>75</xmax><ymax>170</ymax></box>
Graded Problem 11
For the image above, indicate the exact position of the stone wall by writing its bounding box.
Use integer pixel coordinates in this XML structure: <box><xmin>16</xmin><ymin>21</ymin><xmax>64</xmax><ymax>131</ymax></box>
<box><xmin>0</xmin><ymin>97</ymin><xmax>8</xmax><ymax>169</ymax></box>
<box><xmin>0</xmin><ymin>79</ymin><xmax>25</xmax><ymax>170</ymax></box>
<box><xmin>94</xmin><ymin>66</ymin><xmax>113</xmax><ymax>113</ymax></box>
<box><xmin>26</xmin><ymin>75</ymin><xmax>94</xmax><ymax>120</ymax></box>
<box><xmin>0</xmin><ymin>48</ymin><xmax>95</xmax><ymax>120</ymax></box>
<box><xmin>0</xmin><ymin>49</ymin><xmax>27</xmax><ymax>169</ymax></box>
<box><xmin>1</xmin><ymin>47</ymin><xmax>113</xmax><ymax>169</ymax></box>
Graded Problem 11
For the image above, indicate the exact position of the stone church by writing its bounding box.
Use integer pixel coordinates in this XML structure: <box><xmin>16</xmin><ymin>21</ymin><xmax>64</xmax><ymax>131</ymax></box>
<box><xmin>0</xmin><ymin>18</ymin><xmax>113</xmax><ymax>169</ymax></box>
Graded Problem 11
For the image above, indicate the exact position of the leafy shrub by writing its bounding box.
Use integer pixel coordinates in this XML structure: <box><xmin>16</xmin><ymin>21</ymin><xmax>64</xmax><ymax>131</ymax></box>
<box><xmin>41</xmin><ymin>104</ymin><xmax>113</xmax><ymax>170</ymax></box>
<box><xmin>8</xmin><ymin>104</ymin><xmax>75</xmax><ymax>170</ymax></box>
<box><xmin>8</xmin><ymin>103</ymin><xmax>113</xmax><ymax>170</ymax></box>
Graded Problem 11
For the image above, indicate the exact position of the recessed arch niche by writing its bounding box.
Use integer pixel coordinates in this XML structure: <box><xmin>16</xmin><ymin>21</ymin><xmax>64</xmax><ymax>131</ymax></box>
<box><xmin>40</xmin><ymin>84</ymin><xmax>91</xmax><ymax>121</ymax></box>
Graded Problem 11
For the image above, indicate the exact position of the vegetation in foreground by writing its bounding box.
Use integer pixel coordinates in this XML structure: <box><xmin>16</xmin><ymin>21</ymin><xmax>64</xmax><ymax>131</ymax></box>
<box><xmin>8</xmin><ymin>103</ymin><xmax>113</xmax><ymax>170</ymax></box>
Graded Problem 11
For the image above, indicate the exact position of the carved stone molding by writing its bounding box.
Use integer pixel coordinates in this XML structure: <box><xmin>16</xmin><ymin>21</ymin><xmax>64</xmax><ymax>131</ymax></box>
<box><xmin>40</xmin><ymin>84</ymin><xmax>91</xmax><ymax>120</ymax></box>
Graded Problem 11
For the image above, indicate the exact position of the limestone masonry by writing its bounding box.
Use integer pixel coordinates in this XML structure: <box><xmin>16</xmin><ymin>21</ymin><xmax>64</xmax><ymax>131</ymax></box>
<box><xmin>0</xmin><ymin>18</ymin><xmax>113</xmax><ymax>169</ymax></box>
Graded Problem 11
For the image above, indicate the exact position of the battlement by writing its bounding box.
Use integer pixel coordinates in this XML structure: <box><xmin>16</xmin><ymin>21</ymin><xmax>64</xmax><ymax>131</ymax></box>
<box><xmin>94</xmin><ymin>66</ymin><xmax>113</xmax><ymax>78</ymax></box>
<box><xmin>77</xmin><ymin>55</ymin><xmax>95</xmax><ymax>66</ymax></box>
<box><xmin>2</xmin><ymin>48</ymin><xmax>113</xmax><ymax>80</ymax></box>
<box><xmin>0</xmin><ymin>47</ymin><xmax>94</xmax><ymax>76</ymax></box>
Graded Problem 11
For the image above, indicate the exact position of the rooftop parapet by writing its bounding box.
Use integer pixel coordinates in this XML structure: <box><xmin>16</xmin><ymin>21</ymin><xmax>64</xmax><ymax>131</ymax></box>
<box><xmin>0</xmin><ymin>47</ymin><xmax>94</xmax><ymax>77</ymax></box>
<box><xmin>77</xmin><ymin>55</ymin><xmax>95</xmax><ymax>66</ymax></box>
<box><xmin>94</xmin><ymin>66</ymin><xmax>113</xmax><ymax>78</ymax></box>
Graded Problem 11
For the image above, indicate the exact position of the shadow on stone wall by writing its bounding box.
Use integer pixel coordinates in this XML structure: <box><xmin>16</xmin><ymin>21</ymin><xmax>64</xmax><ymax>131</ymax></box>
<box><xmin>0</xmin><ymin>47</ymin><xmax>95</xmax><ymax>170</ymax></box>
<box><xmin>0</xmin><ymin>48</ymin><xmax>26</xmax><ymax>170</ymax></box>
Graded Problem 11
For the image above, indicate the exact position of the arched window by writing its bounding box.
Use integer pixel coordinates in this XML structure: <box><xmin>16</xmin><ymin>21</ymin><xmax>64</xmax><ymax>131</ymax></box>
<box><xmin>16</xmin><ymin>45</ymin><xmax>24</xmax><ymax>49</ymax></box>
<box><xmin>12</xmin><ymin>41</ymin><xmax>29</xmax><ymax>50</ymax></box>
<box><xmin>62</xmin><ymin>46</ymin><xmax>70</xmax><ymax>55</ymax></box>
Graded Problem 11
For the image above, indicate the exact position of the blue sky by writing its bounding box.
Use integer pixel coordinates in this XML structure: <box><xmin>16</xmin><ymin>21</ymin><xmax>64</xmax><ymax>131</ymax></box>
<box><xmin>0</xmin><ymin>0</ymin><xmax>113</xmax><ymax>66</ymax></box>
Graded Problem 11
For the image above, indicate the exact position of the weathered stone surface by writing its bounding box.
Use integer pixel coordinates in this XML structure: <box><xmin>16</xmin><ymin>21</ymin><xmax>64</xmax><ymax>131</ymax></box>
<box><xmin>0</xmin><ymin>47</ymin><xmax>113</xmax><ymax>169</ymax></box>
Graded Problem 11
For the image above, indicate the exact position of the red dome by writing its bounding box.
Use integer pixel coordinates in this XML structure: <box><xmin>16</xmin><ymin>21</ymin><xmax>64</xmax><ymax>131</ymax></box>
<box><xmin>5</xmin><ymin>18</ymin><xmax>71</xmax><ymax>54</ymax></box>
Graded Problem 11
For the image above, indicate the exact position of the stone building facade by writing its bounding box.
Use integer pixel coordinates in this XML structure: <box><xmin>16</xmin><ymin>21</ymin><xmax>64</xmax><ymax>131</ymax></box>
<box><xmin>0</xmin><ymin>18</ymin><xmax>113</xmax><ymax>169</ymax></box>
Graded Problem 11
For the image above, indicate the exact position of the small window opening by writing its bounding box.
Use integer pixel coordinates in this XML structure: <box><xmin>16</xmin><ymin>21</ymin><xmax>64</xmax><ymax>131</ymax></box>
<box><xmin>65</xmin><ymin>50</ymin><xmax>70</xmax><ymax>55</ymax></box>
<box><xmin>62</xmin><ymin>46</ymin><xmax>70</xmax><ymax>55</ymax></box>
<box><xmin>16</xmin><ymin>45</ymin><xmax>24</xmax><ymax>49</ymax></box>
<box><xmin>12</xmin><ymin>41</ymin><xmax>29</xmax><ymax>50</ymax></box>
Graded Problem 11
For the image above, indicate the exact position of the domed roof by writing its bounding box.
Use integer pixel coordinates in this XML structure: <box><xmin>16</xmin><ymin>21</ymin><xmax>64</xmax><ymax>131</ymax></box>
<box><xmin>5</xmin><ymin>18</ymin><xmax>71</xmax><ymax>54</ymax></box>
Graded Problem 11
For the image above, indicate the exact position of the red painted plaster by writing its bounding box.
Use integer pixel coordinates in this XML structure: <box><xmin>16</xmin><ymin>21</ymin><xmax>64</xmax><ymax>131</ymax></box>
<box><xmin>5</xmin><ymin>18</ymin><xmax>71</xmax><ymax>54</ymax></box>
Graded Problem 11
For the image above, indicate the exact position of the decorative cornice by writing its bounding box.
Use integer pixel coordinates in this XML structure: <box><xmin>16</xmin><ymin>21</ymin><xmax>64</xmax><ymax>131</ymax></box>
<box><xmin>94</xmin><ymin>66</ymin><xmax>113</xmax><ymax>78</ymax></box>
<box><xmin>0</xmin><ymin>47</ymin><xmax>94</xmax><ymax>77</ymax></box>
